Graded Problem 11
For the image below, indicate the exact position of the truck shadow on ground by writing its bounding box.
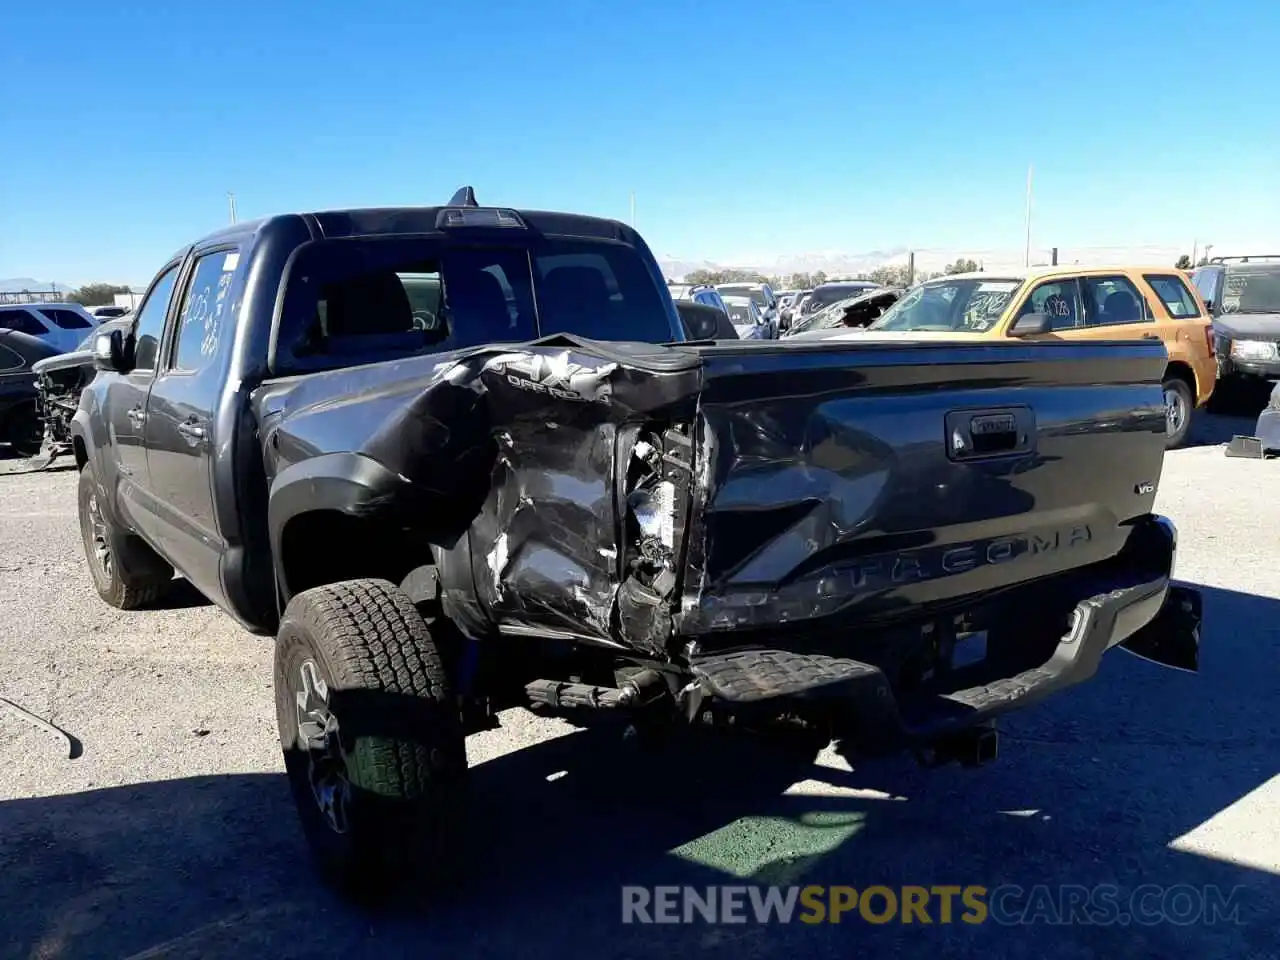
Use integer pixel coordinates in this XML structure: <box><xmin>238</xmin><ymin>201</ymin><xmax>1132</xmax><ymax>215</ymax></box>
<box><xmin>1185</xmin><ymin>410</ymin><xmax>1259</xmax><ymax>448</ymax></box>
<box><xmin>2</xmin><ymin>584</ymin><xmax>1278</xmax><ymax>960</ymax></box>
<box><xmin>148</xmin><ymin>577</ymin><xmax>214</xmax><ymax>610</ymax></box>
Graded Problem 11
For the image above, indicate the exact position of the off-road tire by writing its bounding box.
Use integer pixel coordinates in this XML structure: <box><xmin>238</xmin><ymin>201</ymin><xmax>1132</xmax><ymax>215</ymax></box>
<box><xmin>77</xmin><ymin>463</ymin><xmax>173</xmax><ymax>609</ymax></box>
<box><xmin>1162</xmin><ymin>376</ymin><xmax>1194</xmax><ymax>449</ymax></box>
<box><xmin>274</xmin><ymin>578</ymin><xmax>467</xmax><ymax>900</ymax></box>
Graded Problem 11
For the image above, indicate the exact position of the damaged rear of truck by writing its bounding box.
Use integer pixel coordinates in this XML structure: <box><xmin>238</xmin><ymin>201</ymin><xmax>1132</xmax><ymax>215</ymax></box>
<box><xmin>72</xmin><ymin>191</ymin><xmax>1201</xmax><ymax>897</ymax></box>
<box><xmin>258</xmin><ymin>328</ymin><xmax>1201</xmax><ymax>891</ymax></box>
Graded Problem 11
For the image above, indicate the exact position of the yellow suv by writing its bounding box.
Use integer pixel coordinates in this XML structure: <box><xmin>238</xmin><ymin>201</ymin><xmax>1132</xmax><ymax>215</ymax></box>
<box><xmin>853</xmin><ymin>266</ymin><xmax>1216</xmax><ymax>448</ymax></box>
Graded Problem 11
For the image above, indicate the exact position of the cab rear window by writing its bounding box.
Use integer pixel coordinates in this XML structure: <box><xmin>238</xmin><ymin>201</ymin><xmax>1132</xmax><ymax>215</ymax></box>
<box><xmin>273</xmin><ymin>235</ymin><xmax>677</xmax><ymax>375</ymax></box>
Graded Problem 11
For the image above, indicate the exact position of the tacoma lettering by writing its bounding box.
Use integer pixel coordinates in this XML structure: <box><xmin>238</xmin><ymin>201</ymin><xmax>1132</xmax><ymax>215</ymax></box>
<box><xmin>845</xmin><ymin>525</ymin><xmax>1094</xmax><ymax>590</ymax></box>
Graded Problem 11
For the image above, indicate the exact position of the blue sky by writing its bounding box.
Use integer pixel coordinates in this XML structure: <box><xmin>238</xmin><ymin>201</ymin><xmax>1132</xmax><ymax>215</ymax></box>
<box><xmin>3</xmin><ymin>0</ymin><xmax>1277</xmax><ymax>284</ymax></box>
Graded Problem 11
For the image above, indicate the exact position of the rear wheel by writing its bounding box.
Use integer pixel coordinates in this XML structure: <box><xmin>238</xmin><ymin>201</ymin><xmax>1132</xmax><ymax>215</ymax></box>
<box><xmin>274</xmin><ymin>578</ymin><xmax>467</xmax><ymax>900</ymax></box>
<box><xmin>77</xmin><ymin>463</ymin><xmax>173</xmax><ymax>609</ymax></box>
<box><xmin>1162</xmin><ymin>377</ymin><xmax>1193</xmax><ymax>449</ymax></box>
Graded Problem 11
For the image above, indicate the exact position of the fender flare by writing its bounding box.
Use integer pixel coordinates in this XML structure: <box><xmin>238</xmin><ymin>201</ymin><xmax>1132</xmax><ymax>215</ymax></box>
<box><xmin>267</xmin><ymin>451</ymin><xmax>411</xmax><ymax>597</ymax></box>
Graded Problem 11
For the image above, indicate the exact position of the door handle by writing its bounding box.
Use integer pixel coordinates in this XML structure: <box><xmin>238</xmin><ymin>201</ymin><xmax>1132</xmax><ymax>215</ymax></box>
<box><xmin>1142</xmin><ymin>334</ymin><xmax>1161</xmax><ymax>341</ymax></box>
<box><xmin>126</xmin><ymin>406</ymin><xmax>146</xmax><ymax>426</ymax></box>
<box><xmin>177</xmin><ymin>419</ymin><xmax>207</xmax><ymax>443</ymax></box>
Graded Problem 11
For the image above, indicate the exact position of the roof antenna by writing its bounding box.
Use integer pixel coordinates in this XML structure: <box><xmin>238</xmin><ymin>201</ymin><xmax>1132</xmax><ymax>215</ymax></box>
<box><xmin>448</xmin><ymin>186</ymin><xmax>479</xmax><ymax>207</ymax></box>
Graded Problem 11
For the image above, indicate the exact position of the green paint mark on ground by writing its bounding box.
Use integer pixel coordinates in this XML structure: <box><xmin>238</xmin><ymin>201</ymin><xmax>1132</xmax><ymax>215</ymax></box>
<box><xmin>670</xmin><ymin>811</ymin><xmax>866</xmax><ymax>885</ymax></box>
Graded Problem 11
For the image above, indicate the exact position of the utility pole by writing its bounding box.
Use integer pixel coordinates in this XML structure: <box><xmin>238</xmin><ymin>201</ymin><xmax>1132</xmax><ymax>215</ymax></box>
<box><xmin>1023</xmin><ymin>163</ymin><xmax>1033</xmax><ymax>267</ymax></box>
<box><xmin>1203</xmin><ymin>243</ymin><xmax>1214</xmax><ymax>265</ymax></box>
<box><xmin>629</xmin><ymin>191</ymin><xmax>636</xmax><ymax>228</ymax></box>
<box><xmin>1191</xmin><ymin>238</ymin><xmax>1198</xmax><ymax>265</ymax></box>
<box><xmin>227</xmin><ymin>192</ymin><xmax>238</xmax><ymax>225</ymax></box>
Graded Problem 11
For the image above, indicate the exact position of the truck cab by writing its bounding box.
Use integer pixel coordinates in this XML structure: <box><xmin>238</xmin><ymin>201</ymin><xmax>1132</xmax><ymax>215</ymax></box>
<box><xmin>72</xmin><ymin>196</ymin><xmax>683</xmax><ymax>632</ymax></box>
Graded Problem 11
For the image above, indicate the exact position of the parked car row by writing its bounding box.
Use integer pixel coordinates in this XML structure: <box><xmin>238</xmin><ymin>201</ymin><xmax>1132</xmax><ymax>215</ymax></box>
<box><xmin>0</xmin><ymin>304</ymin><xmax>133</xmax><ymax>458</ymax></box>
<box><xmin>0</xmin><ymin>301</ymin><xmax>101</xmax><ymax>354</ymax></box>
<box><xmin>813</xmin><ymin>265</ymin><xmax>1218</xmax><ymax>449</ymax></box>
<box><xmin>666</xmin><ymin>278</ymin><xmax>896</xmax><ymax>339</ymax></box>
<box><xmin>1190</xmin><ymin>255</ymin><xmax>1280</xmax><ymax>412</ymax></box>
<box><xmin>667</xmin><ymin>280</ymin><xmax>781</xmax><ymax>339</ymax></box>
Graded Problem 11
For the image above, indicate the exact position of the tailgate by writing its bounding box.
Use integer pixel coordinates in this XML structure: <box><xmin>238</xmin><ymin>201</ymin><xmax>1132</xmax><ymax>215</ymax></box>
<box><xmin>678</xmin><ymin>338</ymin><xmax>1169</xmax><ymax>635</ymax></box>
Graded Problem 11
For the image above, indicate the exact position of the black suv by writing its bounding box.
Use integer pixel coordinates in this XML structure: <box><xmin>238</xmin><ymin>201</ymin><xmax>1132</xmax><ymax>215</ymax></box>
<box><xmin>1192</xmin><ymin>255</ymin><xmax>1280</xmax><ymax>410</ymax></box>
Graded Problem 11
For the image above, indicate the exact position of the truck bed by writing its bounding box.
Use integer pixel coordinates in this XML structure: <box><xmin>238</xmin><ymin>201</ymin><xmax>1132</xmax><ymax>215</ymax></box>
<box><xmin>253</xmin><ymin>335</ymin><xmax>1169</xmax><ymax>656</ymax></box>
<box><xmin>678</xmin><ymin>338</ymin><xmax>1168</xmax><ymax>634</ymax></box>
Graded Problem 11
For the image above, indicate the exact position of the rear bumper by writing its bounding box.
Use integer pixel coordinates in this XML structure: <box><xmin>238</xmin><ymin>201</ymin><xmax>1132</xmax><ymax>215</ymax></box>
<box><xmin>689</xmin><ymin>515</ymin><xmax>1200</xmax><ymax>750</ymax></box>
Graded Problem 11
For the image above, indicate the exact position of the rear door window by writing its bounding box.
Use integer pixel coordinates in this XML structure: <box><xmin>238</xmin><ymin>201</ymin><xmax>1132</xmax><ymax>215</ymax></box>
<box><xmin>0</xmin><ymin>309</ymin><xmax>49</xmax><ymax>337</ymax></box>
<box><xmin>1080</xmin><ymin>275</ymin><xmax>1152</xmax><ymax>327</ymax></box>
<box><xmin>40</xmin><ymin>308</ymin><xmax>93</xmax><ymax>330</ymax></box>
<box><xmin>171</xmin><ymin>249</ymin><xmax>241</xmax><ymax>372</ymax></box>
<box><xmin>0</xmin><ymin>343</ymin><xmax>24</xmax><ymax>372</ymax></box>
<box><xmin>1144</xmin><ymin>274</ymin><xmax>1202</xmax><ymax>319</ymax></box>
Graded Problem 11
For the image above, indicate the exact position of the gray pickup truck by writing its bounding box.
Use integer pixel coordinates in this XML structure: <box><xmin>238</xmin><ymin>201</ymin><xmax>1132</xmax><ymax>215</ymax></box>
<box><xmin>72</xmin><ymin>188</ymin><xmax>1201</xmax><ymax>898</ymax></box>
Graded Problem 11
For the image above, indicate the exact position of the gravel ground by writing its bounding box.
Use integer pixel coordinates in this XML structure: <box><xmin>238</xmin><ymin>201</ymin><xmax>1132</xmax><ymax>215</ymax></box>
<box><xmin>1</xmin><ymin>411</ymin><xmax>1278</xmax><ymax>960</ymax></box>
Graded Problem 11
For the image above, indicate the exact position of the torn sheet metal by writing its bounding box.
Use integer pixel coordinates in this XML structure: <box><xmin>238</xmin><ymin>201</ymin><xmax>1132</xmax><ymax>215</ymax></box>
<box><xmin>256</xmin><ymin>335</ymin><xmax>1171</xmax><ymax>661</ymax></box>
<box><xmin>257</xmin><ymin>336</ymin><xmax>701</xmax><ymax>654</ymax></box>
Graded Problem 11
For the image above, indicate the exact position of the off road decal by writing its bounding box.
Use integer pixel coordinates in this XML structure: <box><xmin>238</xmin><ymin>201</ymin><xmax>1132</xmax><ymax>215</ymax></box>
<box><xmin>483</xmin><ymin>350</ymin><xmax>617</xmax><ymax>404</ymax></box>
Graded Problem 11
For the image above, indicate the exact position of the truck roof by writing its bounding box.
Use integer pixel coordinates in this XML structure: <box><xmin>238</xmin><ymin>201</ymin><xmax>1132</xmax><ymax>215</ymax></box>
<box><xmin>180</xmin><ymin>202</ymin><xmax>643</xmax><ymax>264</ymax></box>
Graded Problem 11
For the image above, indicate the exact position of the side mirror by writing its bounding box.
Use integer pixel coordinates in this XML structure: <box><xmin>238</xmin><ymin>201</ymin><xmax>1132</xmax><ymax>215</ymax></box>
<box><xmin>1009</xmin><ymin>312</ymin><xmax>1051</xmax><ymax>337</ymax></box>
<box><xmin>92</xmin><ymin>329</ymin><xmax>128</xmax><ymax>373</ymax></box>
<box><xmin>1202</xmin><ymin>298</ymin><xmax>1215</xmax><ymax>313</ymax></box>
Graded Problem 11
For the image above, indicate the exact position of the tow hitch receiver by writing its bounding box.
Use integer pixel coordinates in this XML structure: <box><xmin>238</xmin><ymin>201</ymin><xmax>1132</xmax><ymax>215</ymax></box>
<box><xmin>1119</xmin><ymin>585</ymin><xmax>1202</xmax><ymax>673</ymax></box>
<box><xmin>915</xmin><ymin>724</ymin><xmax>999</xmax><ymax>769</ymax></box>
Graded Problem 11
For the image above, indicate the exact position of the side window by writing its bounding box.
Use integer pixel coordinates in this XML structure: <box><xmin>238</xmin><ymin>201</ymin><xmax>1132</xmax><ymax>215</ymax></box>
<box><xmin>1018</xmin><ymin>280</ymin><xmax>1082</xmax><ymax>331</ymax></box>
<box><xmin>172</xmin><ymin>250</ymin><xmax>240</xmax><ymax>372</ymax></box>
<box><xmin>1080</xmin><ymin>275</ymin><xmax>1152</xmax><ymax>327</ymax></box>
<box><xmin>42</xmin><ymin>308</ymin><xmax>93</xmax><ymax>330</ymax></box>
<box><xmin>1143</xmin><ymin>274</ymin><xmax>1201</xmax><ymax>319</ymax></box>
<box><xmin>132</xmin><ymin>264</ymin><xmax>182</xmax><ymax>371</ymax></box>
<box><xmin>1191</xmin><ymin>267</ymin><xmax>1221</xmax><ymax>307</ymax></box>
<box><xmin>0</xmin><ymin>344</ymin><xmax>25</xmax><ymax>372</ymax></box>
<box><xmin>0</xmin><ymin>309</ymin><xmax>49</xmax><ymax>337</ymax></box>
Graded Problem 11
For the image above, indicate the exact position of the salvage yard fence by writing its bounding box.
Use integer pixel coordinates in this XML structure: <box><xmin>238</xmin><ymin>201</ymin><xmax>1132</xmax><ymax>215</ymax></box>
<box><xmin>0</xmin><ymin>289</ymin><xmax>68</xmax><ymax>305</ymax></box>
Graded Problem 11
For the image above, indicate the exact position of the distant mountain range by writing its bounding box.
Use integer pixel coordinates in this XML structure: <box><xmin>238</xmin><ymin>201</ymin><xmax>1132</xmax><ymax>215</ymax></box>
<box><xmin>657</xmin><ymin>243</ymin><xmax>1197</xmax><ymax>282</ymax></box>
<box><xmin>0</xmin><ymin>277</ymin><xmax>74</xmax><ymax>294</ymax></box>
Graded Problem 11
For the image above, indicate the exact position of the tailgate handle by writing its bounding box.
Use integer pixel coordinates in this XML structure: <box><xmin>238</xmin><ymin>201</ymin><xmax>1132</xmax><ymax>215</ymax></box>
<box><xmin>946</xmin><ymin>407</ymin><xmax>1035</xmax><ymax>461</ymax></box>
